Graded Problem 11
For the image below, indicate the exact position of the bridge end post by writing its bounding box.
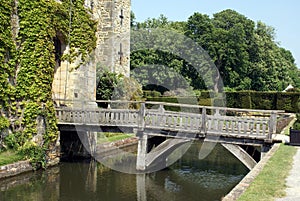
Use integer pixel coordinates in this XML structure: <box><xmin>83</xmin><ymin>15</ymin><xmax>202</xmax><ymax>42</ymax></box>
<box><xmin>268</xmin><ymin>112</ymin><xmax>277</xmax><ymax>141</ymax></box>
<box><xmin>136</xmin><ymin>131</ymin><xmax>148</xmax><ymax>171</ymax></box>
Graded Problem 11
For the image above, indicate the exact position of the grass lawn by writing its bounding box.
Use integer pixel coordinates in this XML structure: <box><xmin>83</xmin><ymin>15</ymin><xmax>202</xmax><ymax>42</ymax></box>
<box><xmin>97</xmin><ymin>133</ymin><xmax>135</xmax><ymax>143</ymax></box>
<box><xmin>238</xmin><ymin>144</ymin><xmax>297</xmax><ymax>201</ymax></box>
<box><xmin>0</xmin><ymin>150</ymin><xmax>24</xmax><ymax>166</ymax></box>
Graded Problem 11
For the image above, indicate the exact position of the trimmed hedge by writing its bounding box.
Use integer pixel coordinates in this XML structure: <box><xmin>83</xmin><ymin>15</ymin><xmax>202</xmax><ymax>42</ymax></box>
<box><xmin>146</xmin><ymin>97</ymin><xmax>199</xmax><ymax>111</ymax></box>
<box><xmin>143</xmin><ymin>90</ymin><xmax>161</xmax><ymax>98</ymax></box>
<box><xmin>250</xmin><ymin>92</ymin><xmax>277</xmax><ymax>110</ymax></box>
<box><xmin>277</xmin><ymin>93</ymin><xmax>300</xmax><ymax>113</ymax></box>
<box><xmin>145</xmin><ymin>91</ymin><xmax>300</xmax><ymax>113</ymax></box>
<box><xmin>226</xmin><ymin>91</ymin><xmax>252</xmax><ymax>108</ymax></box>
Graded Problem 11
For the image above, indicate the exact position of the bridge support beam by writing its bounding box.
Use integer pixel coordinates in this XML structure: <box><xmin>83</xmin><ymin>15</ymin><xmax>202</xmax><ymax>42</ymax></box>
<box><xmin>221</xmin><ymin>143</ymin><xmax>257</xmax><ymax>170</ymax></box>
<box><xmin>136</xmin><ymin>132</ymin><xmax>148</xmax><ymax>171</ymax></box>
<box><xmin>136</xmin><ymin>132</ymin><xmax>192</xmax><ymax>171</ymax></box>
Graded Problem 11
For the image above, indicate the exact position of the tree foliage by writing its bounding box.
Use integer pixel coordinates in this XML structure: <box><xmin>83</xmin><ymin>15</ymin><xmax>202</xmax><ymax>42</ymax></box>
<box><xmin>96</xmin><ymin>66</ymin><xmax>143</xmax><ymax>102</ymax></box>
<box><xmin>131</xmin><ymin>10</ymin><xmax>299</xmax><ymax>92</ymax></box>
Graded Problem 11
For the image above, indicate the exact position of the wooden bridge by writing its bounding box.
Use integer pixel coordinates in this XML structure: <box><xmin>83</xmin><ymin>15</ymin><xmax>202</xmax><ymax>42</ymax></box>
<box><xmin>56</xmin><ymin>101</ymin><xmax>279</xmax><ymax>142</ymax></box>
<box><xmin>55</xmin><ymin>100</ymin><xmax>283</xmax><ymax>171</ymax></box>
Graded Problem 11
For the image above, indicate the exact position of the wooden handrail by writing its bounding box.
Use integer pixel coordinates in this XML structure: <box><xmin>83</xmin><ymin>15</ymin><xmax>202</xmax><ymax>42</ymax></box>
<box><xmin>53</xmin><ymin>99</ymin><xmax>285</xmax><ymax>114</ymax></box>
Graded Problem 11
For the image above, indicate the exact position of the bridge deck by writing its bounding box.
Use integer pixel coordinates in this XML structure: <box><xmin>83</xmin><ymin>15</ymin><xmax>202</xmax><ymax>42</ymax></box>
<box><xmin>55</xmin><ymin>101</ymin><xmax>282</xmax><ymax>144</ymax></box>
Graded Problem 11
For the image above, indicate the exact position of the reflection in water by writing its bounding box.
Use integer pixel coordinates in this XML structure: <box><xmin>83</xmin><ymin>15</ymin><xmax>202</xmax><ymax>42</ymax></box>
<box><xmin>0</xmin><ymin>143</ymin><xmax>248</xmax><ymax>201</ymax></box>
<box><xmin>0</xmin><ymin>167</ymin><xmax>60</xmax><ymax>201</ymax></box>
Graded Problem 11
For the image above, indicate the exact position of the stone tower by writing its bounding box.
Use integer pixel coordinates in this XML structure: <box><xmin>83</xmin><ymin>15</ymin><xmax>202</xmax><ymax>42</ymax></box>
<box><xmin>52</xmin><ymin>0</ymin><xmax>131</xmax><ymax>107</ymax></box>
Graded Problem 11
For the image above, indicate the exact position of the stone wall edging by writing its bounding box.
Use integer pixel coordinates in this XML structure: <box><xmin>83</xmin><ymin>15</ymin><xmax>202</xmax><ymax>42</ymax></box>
<box><xmin>0</xmin><ymin>158</ymin><xmax>60</xmax><ymax>180</ymax></box>
<box><xmin>0</xmin><ymin>160</ymin><xmax>33</xmax><ymax>179</ymax></box>
<box><xmin>222</xmin><ymin>143</ymin><xmax>281</xmax><ymax>201</ymax></box>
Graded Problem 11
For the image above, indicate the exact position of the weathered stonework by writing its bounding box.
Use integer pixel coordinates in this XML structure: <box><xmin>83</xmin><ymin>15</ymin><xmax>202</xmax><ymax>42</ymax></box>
<box><xmin>0</xmin><ymin>160</ymin><xmax>33</xmax><ymax>179</ymax></box>
<box><xmin>92</xmin><ymin>0</ymin><xmax>131</xmax><ymax>76</ymax></box>
<box><xmin>52</xmin><ymin>0</ymin><xmax>131</xmax><ymax>106</ymax></box>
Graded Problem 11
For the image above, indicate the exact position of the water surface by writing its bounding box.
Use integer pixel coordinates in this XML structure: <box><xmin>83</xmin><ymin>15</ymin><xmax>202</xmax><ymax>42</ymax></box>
<box><xmin>0</xmin><ymin>143</ymin><xmax>248</xmax><ymax>201</ymax></box>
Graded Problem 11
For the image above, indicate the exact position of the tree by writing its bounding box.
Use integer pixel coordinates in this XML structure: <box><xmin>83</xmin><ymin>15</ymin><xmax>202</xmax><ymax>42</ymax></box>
<box><xmin>96</xmin><ymin>66</ymin><xmax>143</xmax><ymax>103</ymax></box>
<box><xmin>249</xmin><ymin>21</ymin><xmax>295</xmax><ymax>91</ymax></box>
<box><xmin>136</xmin><ymin>14</ymin><xmax>169</xmax><ymax>29</ymax></box>
<box><xmin>131</xmin><ymin>9</ymin><xmax>299</xmax><ymax>92</ymax></box>
<box><xmin>131</xmin><ymin>11</ymin><xmax>136</xmax><ymax>28</ymax></box>
<box><xmin>96</xmin><ymin>66</ymin><xmax>122</xmax><ymax>100</ymax></box>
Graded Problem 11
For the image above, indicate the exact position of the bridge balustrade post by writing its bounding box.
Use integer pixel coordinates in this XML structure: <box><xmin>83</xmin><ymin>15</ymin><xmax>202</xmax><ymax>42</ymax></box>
<box><xmin>158</xmin><ymin>104</ymin><xmax>165</xmax><ymax>127</ymax></box>
<box><xmin>158</xmin><ymin>104</ymin><xmax>165</xmax><ymax>114</ymax></box>
<box><xmin>268</xmin><ymin>112</ymin><xmax>277</xmax><ymax>141</ymax></box>
<box><xmin>202</xmin><ymin>107</ymin><xmax>207</xmax><ymax>134</ymax></box>
<box><xmin>56</xmin><ymin>110</ymin><xmax>61</xmax><ymax>122</ymax></box>
<box><xmin>138</xmin><ymin>103</ymin><xmax>145</xmax><ymax>131</ymax></box>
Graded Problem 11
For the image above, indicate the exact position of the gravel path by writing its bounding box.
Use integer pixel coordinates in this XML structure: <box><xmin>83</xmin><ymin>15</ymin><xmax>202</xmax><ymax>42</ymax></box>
<box><xmin>276</xmin><ymin>147</ymin><xmax>300</xmax><ymax>201</ymax></box>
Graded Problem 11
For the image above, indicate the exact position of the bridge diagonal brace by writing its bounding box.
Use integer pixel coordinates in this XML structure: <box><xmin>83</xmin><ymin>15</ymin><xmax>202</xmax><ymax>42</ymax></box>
<box><xmin>145</xmin><ymin>139</ymin><xmax>191</xmax><ymax>170</ymax></box>
<box><xmin>221</xmin><ymin>143</ymin><xmax>257</xmax><ymax>170</ymax></box>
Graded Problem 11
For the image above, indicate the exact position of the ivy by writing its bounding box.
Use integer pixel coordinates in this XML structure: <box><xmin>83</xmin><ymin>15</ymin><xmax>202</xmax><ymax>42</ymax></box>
<box><xmin>0</xmin><ymin>0</ymin><xmax>96</xmax><ymax>167</ymax></box>
<box><xmin>0</xmin><ymin>116</ymin><xmax>10</xmax><ymax>132</ymax></box>
<box><xmin>61</xmin><ymin>0</ymin><xmax>97</xmax><ymax>65</ymax></box>
<box><xmin>18</xmin><ymin>141</ymin><xmax>47</xmax><ymax>170</ymax></box>
<box><xmin>0</xmin><ymin>0</ymin><xmax>17</xmax><ymax>109</ymax></box>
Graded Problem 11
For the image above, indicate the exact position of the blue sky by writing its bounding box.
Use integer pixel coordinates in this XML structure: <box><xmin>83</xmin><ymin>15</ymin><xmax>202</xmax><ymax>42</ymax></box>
<box><xmin>132</xmin><ymin>0</ymin><xmax>300</xmax><ymax>67</ymax></box>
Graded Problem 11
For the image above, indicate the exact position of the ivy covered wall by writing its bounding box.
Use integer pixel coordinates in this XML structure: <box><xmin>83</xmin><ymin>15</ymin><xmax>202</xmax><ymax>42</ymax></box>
<box><xmin>0</xmin><ymin>0</ymin><xmax>96</xmax><ymax>168</ymax></box>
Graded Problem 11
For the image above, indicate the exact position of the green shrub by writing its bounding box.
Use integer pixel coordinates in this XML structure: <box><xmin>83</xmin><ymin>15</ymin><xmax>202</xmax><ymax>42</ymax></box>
<box><xmin>199</xmin><ymin>98</ymin><xmax>212</xmax><ymax>106</ymax></box>
<box><xmin>293</xmin><ymin>123</ymin><xmax>300</xmax><ymax>130</ymax></box>
<box><xmin>18</xmin><ymin>142</ymin><xmax>46</xmax><ymax>170</ymax></box>
<box><xmin>199</xmin><ymin>91</ymin><xmax>212</xmax><ymax>99</ymax></box>
<box><xmin>4</xmin><ymin>133</ymin><xmax>18</xmax><ymax>150</ymax></box>
<box><xmin>143</xmin><ymin>90</ymin><xmax>161</xmax><ymax>98</ymax></box>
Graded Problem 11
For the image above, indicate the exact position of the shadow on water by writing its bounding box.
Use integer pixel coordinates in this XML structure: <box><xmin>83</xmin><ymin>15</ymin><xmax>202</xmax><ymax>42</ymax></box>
<box><xmin>0</xmin><ymin>142</ymin><xmax>248</xmax><ymax>201</ymax></box>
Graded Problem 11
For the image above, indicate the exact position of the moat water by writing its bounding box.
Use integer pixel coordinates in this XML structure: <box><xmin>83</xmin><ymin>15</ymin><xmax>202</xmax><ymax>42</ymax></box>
<box><xmin>0</xmin><ymin>143</ymin><xmax>248</xmax><ymax>201</ymax></box>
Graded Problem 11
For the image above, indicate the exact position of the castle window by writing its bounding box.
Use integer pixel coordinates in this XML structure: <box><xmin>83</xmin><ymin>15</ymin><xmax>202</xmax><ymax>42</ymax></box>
<box><xmin>119</xmin><ymin>9</ymin><xmax>124</xmax><ymax>26</ymax></box>
<box><xmin>118</xmin><ymin>43</ymin><xmax>123</xmax><ymax>65</ymax></box>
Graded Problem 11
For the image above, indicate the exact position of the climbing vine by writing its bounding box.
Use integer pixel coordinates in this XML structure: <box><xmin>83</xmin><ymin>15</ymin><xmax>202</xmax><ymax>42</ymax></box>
<box><xmin>0</xmin><ymin>0</ymin><xmax>96</xmax><ymax>168</ymax></box>
<box><xmin>0</xmin><ymin>0</ymin><xmax>16</xmax><ymax>110</ymax></box>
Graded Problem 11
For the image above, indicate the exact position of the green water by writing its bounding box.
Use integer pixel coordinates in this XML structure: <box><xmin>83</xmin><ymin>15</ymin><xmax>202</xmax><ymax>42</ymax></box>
<box><xmin>0</xmin><ymin>143</ymin><xmax>248</xmax><ymax>201</ymax></box>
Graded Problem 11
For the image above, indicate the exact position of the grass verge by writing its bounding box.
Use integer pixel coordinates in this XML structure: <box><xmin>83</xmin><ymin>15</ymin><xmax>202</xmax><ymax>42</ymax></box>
<box><xmin>0</xmin><ymin>150</ymin><xmax>24</xmax><ymax>166</ymax></box>
<box><xmin>238</xmin><ymin>144</ymin><xmax>297</xmax><ymax>201</ymax></box>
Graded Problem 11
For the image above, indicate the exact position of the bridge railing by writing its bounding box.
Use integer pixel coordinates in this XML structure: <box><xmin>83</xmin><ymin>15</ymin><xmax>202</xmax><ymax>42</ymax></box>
<box><xmin>55</xmin><ymin>100</ymin><xmax>283</xmax><ymax>141</ymax></box>
<box><xmin>56</xmin><ymin>108</ymin><xmax>139</xmax><ymax>127</ymax></box>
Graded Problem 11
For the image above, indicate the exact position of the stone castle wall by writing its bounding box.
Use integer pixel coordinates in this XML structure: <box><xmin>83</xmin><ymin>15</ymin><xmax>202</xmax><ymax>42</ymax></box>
<box><xmin>93</xmin><ymin>0</ymin><xmax>131</xmax><ymax>76</ymax></box>
<box><xmin>52</xmin><ymin>0</ymin><xmax>131</xmax><ymax>106</ymax></box>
